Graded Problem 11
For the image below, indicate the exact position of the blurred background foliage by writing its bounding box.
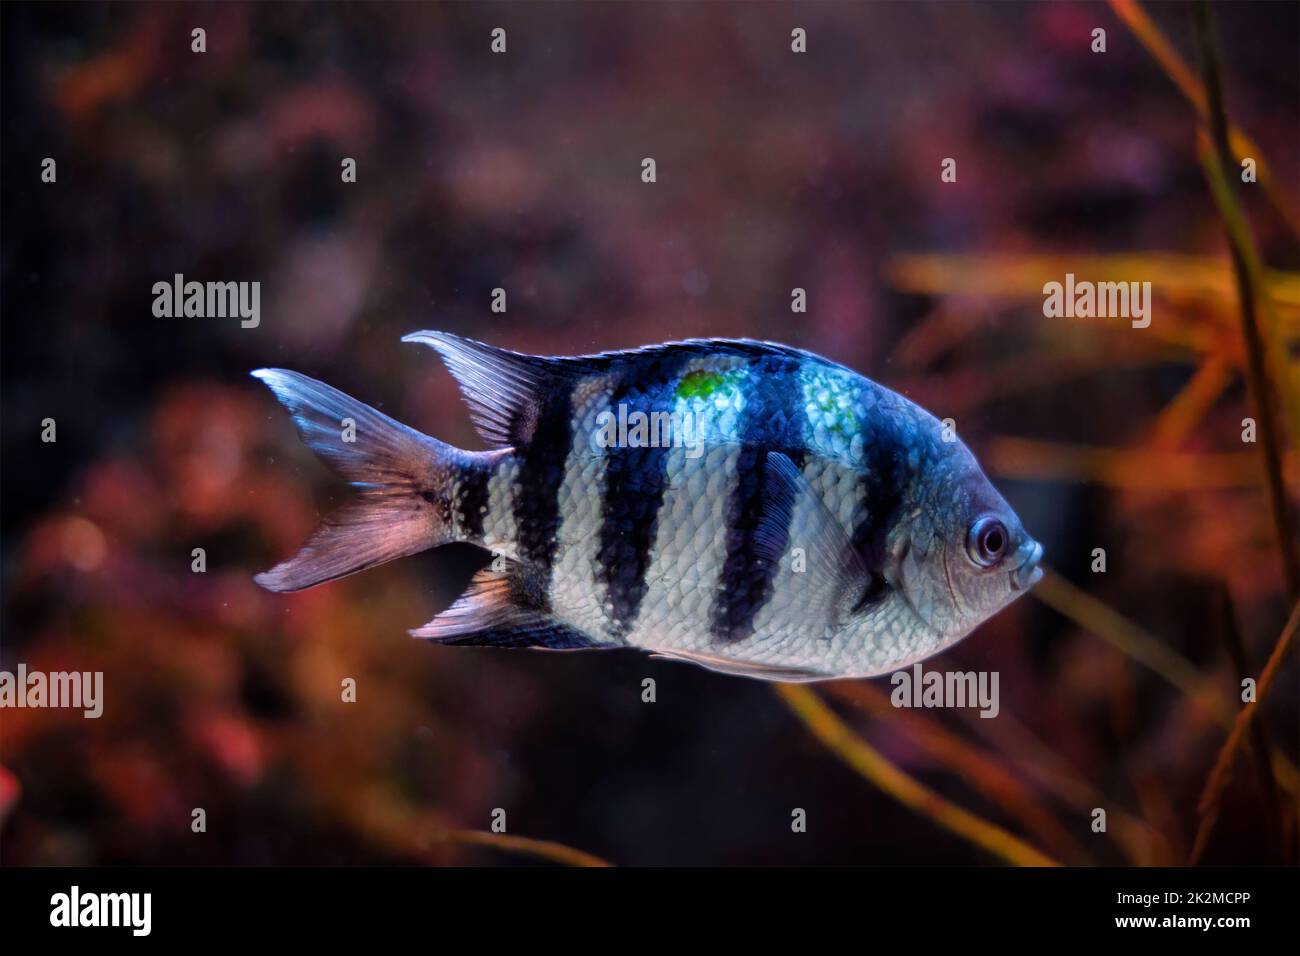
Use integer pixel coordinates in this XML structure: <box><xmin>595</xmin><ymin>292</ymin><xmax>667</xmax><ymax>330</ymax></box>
<box><xmin>1</xmin><ymin>1</ymin><xmax>1296</xmax><ymax>866</ymax></box>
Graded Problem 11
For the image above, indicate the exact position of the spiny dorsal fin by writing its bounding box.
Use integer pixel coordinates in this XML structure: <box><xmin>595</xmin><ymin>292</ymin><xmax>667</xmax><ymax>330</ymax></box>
<box><xmin>402</xmin><ymin>330</ymin><xmax>834</xmax><ymax>450</ymax></box>
<box><xmin>410</xmin><ymin>564</ymin><xmax>595</xmax><ymax>649</ymax></box>
<box><xmin>402</xmin><ymin>331</ymin><xmax>574</xmax><ymax>448</ymax></box>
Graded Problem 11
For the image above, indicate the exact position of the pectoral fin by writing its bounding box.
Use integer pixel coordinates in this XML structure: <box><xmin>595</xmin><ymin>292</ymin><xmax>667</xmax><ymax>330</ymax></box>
<box><xmin>761</xmin><ymin>452</ymin><xmax>880</xmax><ymax>628</ymax></box>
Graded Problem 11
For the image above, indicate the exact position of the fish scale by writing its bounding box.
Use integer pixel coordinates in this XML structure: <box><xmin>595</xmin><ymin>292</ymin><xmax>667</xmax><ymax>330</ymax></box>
<box><xmin>482</xmin><ymin>458</ymin><xmax>520</xmax><ymax>559</ymax></box>
<box><xmin>628</xmin><ymin>443</ymin><xmax>740</xmax><ymax>653</ymax></box>
<box><xmin>710</xmin><ymin>353</ymin><xmax>808</xmax><ymax>645</ymax></box>
<box><xmin>592</xmin><ymin>353</ymin><xmax>695</xmax><ymax>640</ymax></box>
<box><xmin>603</xmin><ymin>353</ymin><xmax>747</xmax><ymax>654</ymax></box>
<box><xmin>252</xmin><ymin>331</ymin><xmax>1043</xmax><ymax>681</ymax></box>
<box><xmin>550</xmin><ymin>371</ymin><xmax>621</xmax><ymax>639</ymax></box>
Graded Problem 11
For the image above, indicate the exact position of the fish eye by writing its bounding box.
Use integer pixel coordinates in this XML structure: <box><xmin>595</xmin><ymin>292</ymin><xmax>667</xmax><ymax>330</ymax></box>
<box><xmin>966</xmin><ymin>515</ymin><xmax>1008</xmax><ymax>568</ymax></box>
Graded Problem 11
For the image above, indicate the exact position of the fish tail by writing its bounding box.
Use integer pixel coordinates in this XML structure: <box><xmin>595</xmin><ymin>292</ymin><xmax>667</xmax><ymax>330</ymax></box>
<box><xmin>251</xmin><ymin>368</ymin><xmax>489</xmax><ymax>592</ymax></box>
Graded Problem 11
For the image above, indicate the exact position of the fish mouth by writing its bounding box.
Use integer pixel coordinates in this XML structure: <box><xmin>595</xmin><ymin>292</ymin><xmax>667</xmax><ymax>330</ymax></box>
<box><xmin>1010</xmin><ymin>539</ymin><xmax>1044</xmax><ymax>591</ymax></box>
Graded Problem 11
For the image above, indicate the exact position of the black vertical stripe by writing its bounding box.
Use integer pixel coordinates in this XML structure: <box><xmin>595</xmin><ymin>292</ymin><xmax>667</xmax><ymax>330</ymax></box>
<box><xmin>514</xmin><ymin>381</ymin><xmax>576</xmax><ymax>596</ymax></box>
<box><xmin>454</xmin><ymin>462</ymin><xmax>491</xmax><ymax>542</ymax></box>
<box><xmin>596</xmin><ymin>353</ymin><xmax>693</xmax><ymax>639</ymax></box>
<box><xmin>849</xmin><ymin>422</ymin><xmax>906</xmax><ymax>575</ymax></box>
<box><xmin>710</xmin><ymin>356</ymin><xmax>807</xmax><ymax>643</ymax></box>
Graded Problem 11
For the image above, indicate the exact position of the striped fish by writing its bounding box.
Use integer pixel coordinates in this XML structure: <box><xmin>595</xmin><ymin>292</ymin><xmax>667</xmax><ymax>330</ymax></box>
<box><xmin>252</xmin><ymin>332</ymin><xmax>1042</xmax><ymax>681</ymax></box>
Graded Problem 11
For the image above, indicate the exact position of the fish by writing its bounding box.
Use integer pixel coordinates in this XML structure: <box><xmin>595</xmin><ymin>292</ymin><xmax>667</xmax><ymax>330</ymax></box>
<box><xmin>251</xmin><ymin>332</ymin><xmax>1043</xmax><ymax>682</ymax></box>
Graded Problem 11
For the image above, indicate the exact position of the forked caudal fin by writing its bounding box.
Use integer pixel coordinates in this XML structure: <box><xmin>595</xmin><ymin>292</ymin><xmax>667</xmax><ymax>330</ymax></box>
<box><xmin>251</xmin><ymin>369</ymin><xmax>471</xmax><ymax>592</ymax></box>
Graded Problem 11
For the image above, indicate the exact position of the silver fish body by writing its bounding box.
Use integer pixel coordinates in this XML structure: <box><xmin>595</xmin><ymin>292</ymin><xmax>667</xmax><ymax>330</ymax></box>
<box><xmin>253</xmin><ymin>332</ymin><xmax>1042</xmax><ymax>681</ymax></box>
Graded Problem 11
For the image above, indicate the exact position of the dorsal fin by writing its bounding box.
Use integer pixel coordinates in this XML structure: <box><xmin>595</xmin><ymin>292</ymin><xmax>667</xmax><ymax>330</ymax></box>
<box><xmin>403</xmin><ymin>330</ymin><xmax>834</xmax><ymax>449</ymax></box>
<box><xmin>402</xmin><ymin>331</ymin><xmax>572</xmax><ymax>448</ymax></box>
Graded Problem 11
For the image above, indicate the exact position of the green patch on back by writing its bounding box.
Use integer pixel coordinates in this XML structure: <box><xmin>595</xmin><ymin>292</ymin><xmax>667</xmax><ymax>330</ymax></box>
<box><xmin>807</xmin><ymin>371</ymin><xmax>860</xmax><ymax>436</ymax></box>
<box><xmin>676</xmin><ymin>369</ymin><xmax>733</xmax><ymax>401</ymax></box>
<box><xmin>820</xmin><ymin>397</ymin><xmax>859</xmax><ymax>436</ymax></box>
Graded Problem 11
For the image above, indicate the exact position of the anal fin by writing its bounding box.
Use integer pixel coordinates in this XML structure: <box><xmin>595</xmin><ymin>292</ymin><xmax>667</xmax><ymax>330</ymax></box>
<box><xmin>411</xmin><ymin>565</ymin><xmax>596</xmax><ymax>650</ymax></box>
